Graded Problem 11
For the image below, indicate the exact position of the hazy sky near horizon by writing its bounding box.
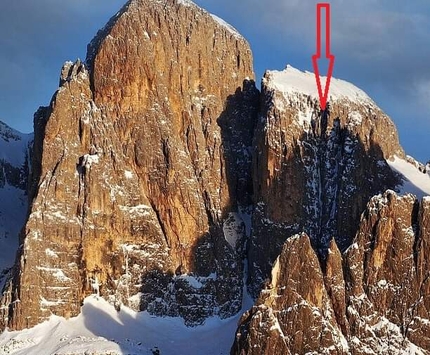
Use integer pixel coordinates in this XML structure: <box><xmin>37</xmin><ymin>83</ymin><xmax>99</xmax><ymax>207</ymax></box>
<box><xmin>0</xmin><ymin>0</ymin><xmax>429</xmax><ymax>161</ymax></box>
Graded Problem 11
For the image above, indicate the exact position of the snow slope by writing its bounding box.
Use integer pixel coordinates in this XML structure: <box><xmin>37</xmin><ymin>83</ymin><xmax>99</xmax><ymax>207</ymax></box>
<box><xmin>0</xmin><ymin>121</ymin><xmax>33</xmax><ymax>286</ymax></box>
<box><xmin>0</xmin><ymin>292</ymin><xmax>254</xmax><ymax>355</ymax></box>
<box><xmin>264</xmin><ymin>65</ymin><xmax>373</xmax><ymax>105</ymax></box>
<box><xmin>0</xmin><ymin>121</ymin><xmax>31</xmax><ymax>167</ymax></box>
<box><xmin>0</xmin><ymin>184</ymin><xmax>27</xmax><ymax>279</ymax></box>
<box><xmin>176</xmin><ymin>0</ymin><xmax>243</xmax><ymax>39</ymax></box>
<box><xmin>388</xmin><ymin>155</ymin><xmax>430</xmax><ymax>198</ymax></box>
<box><xmin>210</xmin><ymin>14</ymin><xmax>243</xmax><ymax>39</ymax></box>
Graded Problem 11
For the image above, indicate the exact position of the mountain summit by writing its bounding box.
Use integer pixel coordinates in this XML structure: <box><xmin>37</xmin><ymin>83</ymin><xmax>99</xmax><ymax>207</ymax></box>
<box><xmin>0</xmin><ymin>0</ymin><xmax>259</xmax><ymax>330</ymax></box>
<box><xmin>235</xmin><ymin>65</ymin><xmax>430</xmax><ymax>354</ymax></box>
<box><xmin>249</xmin><ymin>64</ymin><xmax>405</xmax><ymax>294</ymax></box>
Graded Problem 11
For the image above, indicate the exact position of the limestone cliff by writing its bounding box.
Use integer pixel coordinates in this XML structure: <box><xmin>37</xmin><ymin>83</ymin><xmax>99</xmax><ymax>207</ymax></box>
<box><xmin>0</xmin><ymin>0</ymin><xmax>258</xmax><ymax>329</ymax></box>
<box><xmin>248</xmin><ymin>66</ymin><xmax>404</xmax><ymax>295</ymax></box>
<box><xmin>233</xmin><ymin>191</ymin><xmax>430</xmax><ymax>354</ymax></box>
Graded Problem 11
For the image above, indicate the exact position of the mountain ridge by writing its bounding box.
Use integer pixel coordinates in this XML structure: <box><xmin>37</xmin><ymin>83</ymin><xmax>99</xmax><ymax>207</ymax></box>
<box><xmin>0</xmin><ymin>120</ymin><xmax>32</xmax><ymax>292</ymax></box>
<box><xmin>0</xmin><ymin>1</ymin><xmax>429</xmax><ymax>354</ymax></box>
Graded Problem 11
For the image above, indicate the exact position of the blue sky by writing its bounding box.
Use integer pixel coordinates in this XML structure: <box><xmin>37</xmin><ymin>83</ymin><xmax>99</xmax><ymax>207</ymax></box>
<box><xmin>0</xmin><ymin>0</ymin><xmax>429</xmax><ymax>162</ymax></box>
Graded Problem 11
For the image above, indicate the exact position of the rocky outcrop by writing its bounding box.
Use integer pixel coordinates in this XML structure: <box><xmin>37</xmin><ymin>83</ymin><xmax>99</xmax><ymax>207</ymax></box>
<box><xmin>233</xmin><ymin>191</ymin><xmax>430</xmax><ymax>354</ymax></box>
<box><xmin>0</xmin><ymin>0</ymin><xmax>258</xmax><ymax>330</ymax></box>
<box><xmin>233</xmin><ymin>234</ymin><xmax>347</xmax><ymax>355</ymax></box>
<box><xmin>248</xmin><ymin>67</ymin><xmax>404</xmax><ymax>295</ymax></box>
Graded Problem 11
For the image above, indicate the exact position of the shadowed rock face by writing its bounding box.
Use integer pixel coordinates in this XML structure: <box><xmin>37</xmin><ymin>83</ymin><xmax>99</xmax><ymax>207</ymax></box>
<box><xmin>234</xmin><ymin>234</ymin><xmax>346</xmax><ymax>355</ymax></box>
<box><xmin>0</xmin><ymin>0</ymin><xmax>259</xmax><ymax>329</ymax></box>
<box><xmin>233</xmin><ymin>191</ymin><xmax>430</xmax><ymax>354</ymax></box>
<box><xmin>0</xmin><ymin>121</ymin><xmax>31</xmax><ymax>192</ymax></box>
<box><xmin>248</xmin><ymin>72</ymin><xmax>404</xmax><ymax>296</ymax></box>
<box><xmin>0</xmin><ymin>122</ymin><xmax>32</xmax><ymax>289</ymax></box>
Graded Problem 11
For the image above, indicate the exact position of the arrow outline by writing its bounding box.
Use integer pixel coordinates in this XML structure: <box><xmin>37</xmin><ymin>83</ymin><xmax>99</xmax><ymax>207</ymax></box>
<box><xmin>312</xmin><ymin>3</ymin><xmax>335</xmax><ymax>111</ymax></box>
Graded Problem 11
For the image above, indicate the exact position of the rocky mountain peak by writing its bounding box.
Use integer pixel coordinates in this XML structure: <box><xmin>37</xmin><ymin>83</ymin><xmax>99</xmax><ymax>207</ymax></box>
<box><xmin>262</xmin><ymin>65</ymin><xmax>405</xmax><ymax>157</ymax></box>
<box><xmin>265</xmin><ymin>64</ymin><xmax>373</xmax><ymax>106</ymax></box>
<box><xmin>248</xmin><ymin>65</ymin><xmax>406</xmax><ymax>296</ymax></box>
<box><xmin>0</xmin><ymin>0</ymin><xmax>259</xmax><ymax>330</ymax></box>
<box><xmin>1</xmin><ymin>1</ymin><xmax>430</xmax><ymax>354</ymax></box>
<box><xmin>0</xmin><ymin>121</ymin><xmax>26</xmax><ymax>143</ymax></box>
<box><xmin>234</xmin><ymin>191</ymin><xmax>430</xmax><ymax>354</ymax></box>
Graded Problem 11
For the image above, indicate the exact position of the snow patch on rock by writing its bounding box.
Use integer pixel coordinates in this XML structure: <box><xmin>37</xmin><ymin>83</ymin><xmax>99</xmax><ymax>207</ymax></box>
<box><xmin>210</xmin><ymin>14</ymin><xmax>243</xmax><ymax>39</ymax></box>
<box><xmin>177</xmin><ymin>0</ymin><xmax>196</xmax><ymax>7</ymax></box>
<box><xmin>223</xmin><ymin>212</ymin><xmax>244</xmax><ymax>248</ymax></box>
<box><xmin>82</xmin><ymin>153</ymin><xmax>99</xmax><ymax>169</ymax></box>
<box><xmin>348</xmin><ymin>111</ymin><xmax>363</xmax><ymax>126</ymax></box>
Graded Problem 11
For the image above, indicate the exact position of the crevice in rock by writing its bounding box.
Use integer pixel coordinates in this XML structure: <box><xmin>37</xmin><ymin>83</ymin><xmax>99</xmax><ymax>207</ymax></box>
<box><xmin>149</xmin><ymin>200</ymin><xmax>170</xmax><ymax>249</ymax></box>
<box><xmin>412</xmin><ymin>199</ymin><xmax>421</xmax><ymax>269</ymax></box>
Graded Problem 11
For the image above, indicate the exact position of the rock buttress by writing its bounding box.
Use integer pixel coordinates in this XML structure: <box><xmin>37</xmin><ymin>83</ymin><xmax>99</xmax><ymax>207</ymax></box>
<box><xmin>233</xmin><ymin>192</ymin><xmax>430</xmax><ymax>354</ymax></box>
<box><xmin>0</xmin><ymin>0</ymin><xmax>259</xmax><ymax>329</ymax></box>
<box><xmin>248</xmin><ymin>69</ymin><xmax>403</xmax><ymax>295</ymax></box>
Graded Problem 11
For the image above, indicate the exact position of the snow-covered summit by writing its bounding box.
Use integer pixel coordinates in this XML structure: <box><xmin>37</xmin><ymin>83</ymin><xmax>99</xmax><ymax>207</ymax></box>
<box><xmin>264</xmin><ymin>65</ymin><xmax>373</xmax><ymax>105</ymax></box>
<box><xmin>176</xmin><ymin>0</ymin><xmax>196</xmax><ymax>7</ymax></box>
<box><xmin>210</xmin><ymin>14</ymin><xmax>243</xmax><ymax>39</ymax></box>
<box><xmin>0</xmin><ymin>120</ymin><xmax>24</xmax><ymax>142</ymax></box>
<box><xmin>176</xmin><ymin>0</ymin><xmax>243</xmax><ymax>38</ymax></box>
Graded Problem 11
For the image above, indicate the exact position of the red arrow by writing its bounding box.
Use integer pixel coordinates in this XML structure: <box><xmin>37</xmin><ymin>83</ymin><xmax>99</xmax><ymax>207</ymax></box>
<box><xmin>312</xmin><ymin>3</ymin><xmax>335</xmax><ymax>111</ymax></box>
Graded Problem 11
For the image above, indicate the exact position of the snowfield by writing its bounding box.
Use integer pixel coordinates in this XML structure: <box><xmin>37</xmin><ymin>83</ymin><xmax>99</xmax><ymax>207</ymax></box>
<box><xmin>0</xmin><ymin>293</ymin><xmax>253</xmax><ymax>355</ymax></box>
<box><xmin>0</xmin><ymin>184</ymin><xmax>27</xmax><ymax>281</ymax></box>
<box><xmin>388</xmin><ymin>155</ymin><xmax>430</xmax><ymax>198</ymax></box>
<box><xmin>264</xmin><ymin>65</ymin><xmax>373</xmax><ymax>105</ymax></box>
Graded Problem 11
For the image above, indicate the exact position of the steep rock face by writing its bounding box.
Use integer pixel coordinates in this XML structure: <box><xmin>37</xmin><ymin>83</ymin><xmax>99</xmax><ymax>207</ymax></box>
<box><xmin>0</xmin><ymin>0</ymin><xmax>258</xmax><ymax>330</ymax></box>
<box><xmin>233</xmin><ymin>234</ymin><xmax>347</xmax><ymax>355</ymax></box>
<box><xmin>233</xmin><ymin>191</ymin><xmax>430</xmax><ymax>354</ymax></box>
<box><xmin>249</xmin><ymin>67</ymin><xmax>404</xmax><ymax>295</ymax></box>
<box><xmin>0</xmin><ymin>122</ymin><xmax>32</xmax><ymax>288</ymax></box>
<box><xmin>344</xmin><ymin>192</ymin><xmax>430</xmax><ymax>351</ymax></box>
